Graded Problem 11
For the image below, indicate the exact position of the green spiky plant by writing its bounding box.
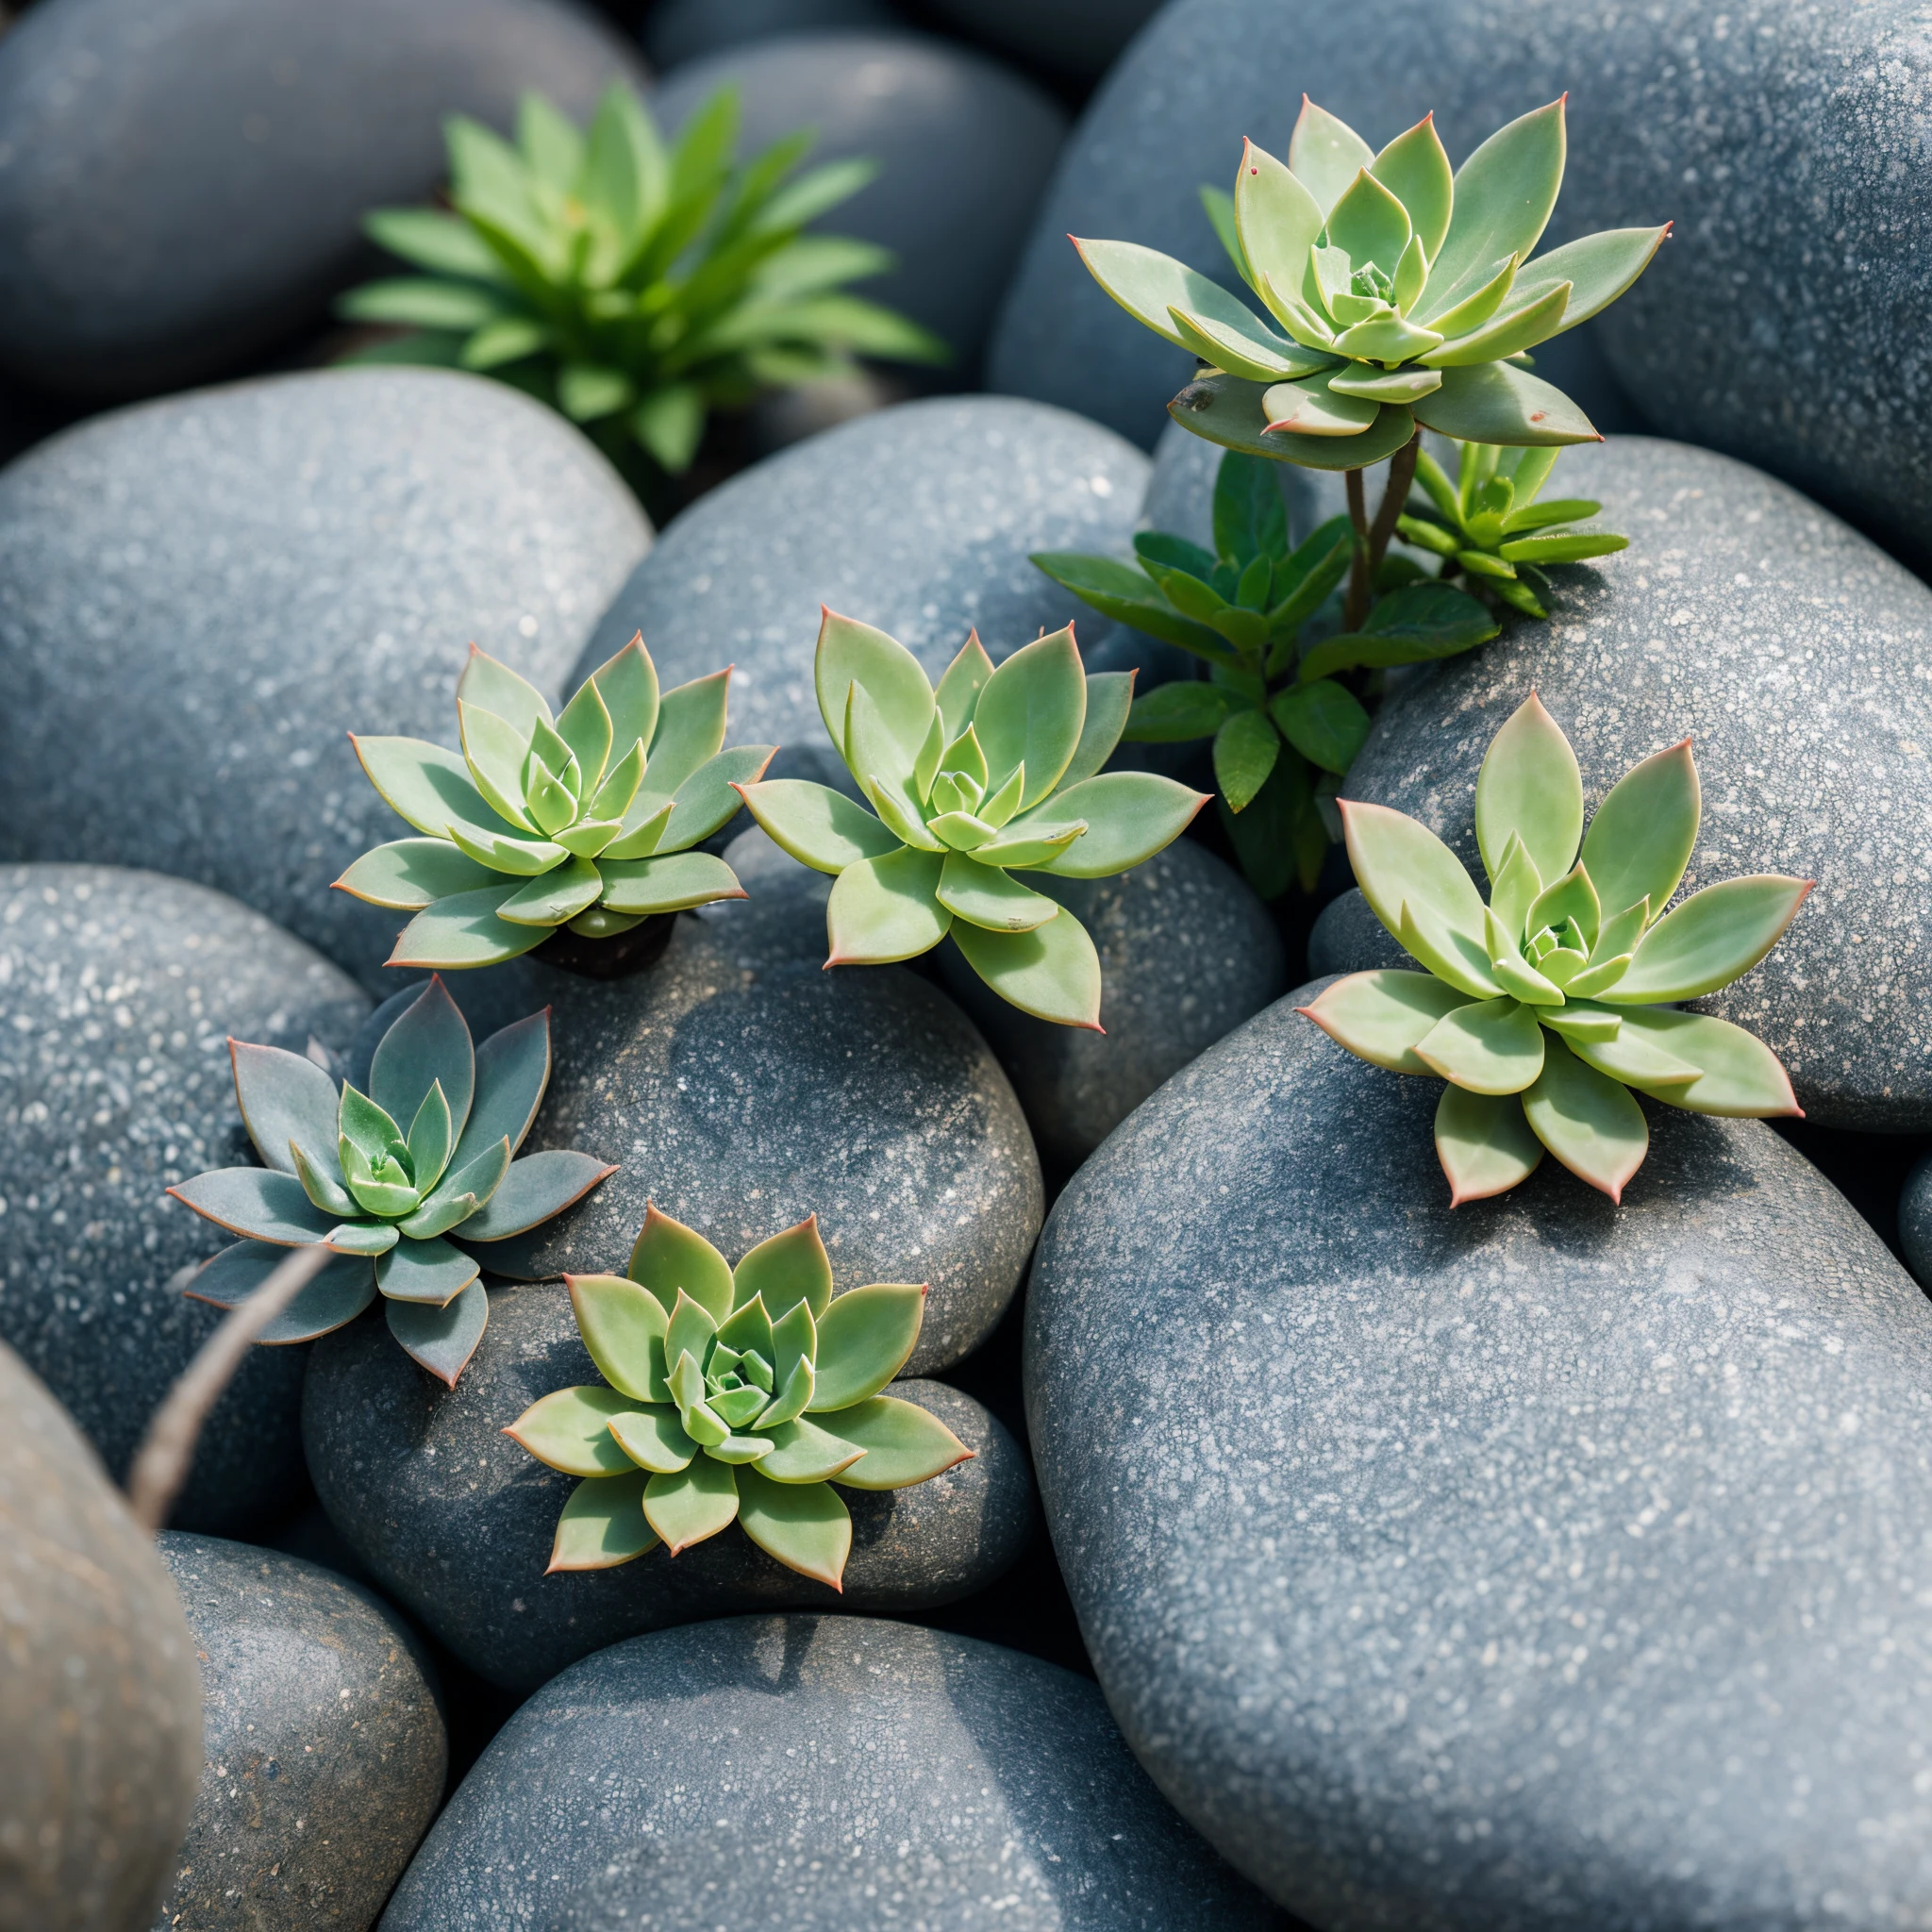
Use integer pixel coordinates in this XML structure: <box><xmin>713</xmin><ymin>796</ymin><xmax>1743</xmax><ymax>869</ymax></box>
<box><xmin>336</xmin><ymin>635</ymin><xmax>772</xmax><ymax>972</ymax></box>
<box><xmin>1078</xmin><ymin>96</ymin><xmax>1666</xmax><ymax>632</ymax></box>
<box><xmin>171</xmin><ymin>977</ymin><xmax>613</xmax><ymax>1385</ymax></box>
<box><xmin>337</xmin><ymin>83</ymin><xmax>947</xmax><ymax>506</ymax></box>
<box><xmin>734</xmin><ymin>609</ymin><xmax>1208</xmax><ymax>1028</ymax></box>
<box><xmin>1300</xmin><ymin>694</ymin><xmax>1811</xmax><ymax>1204</ymax></box>
<box><xmin>1035</xmin><ymin>448</ymin><xmax>1497</xmax><ymax>899</ymax></box>
<box><xmin>507</xmin><ymin>1206</ymin><xmax>971</xmax><ymax>1585</ymax></box>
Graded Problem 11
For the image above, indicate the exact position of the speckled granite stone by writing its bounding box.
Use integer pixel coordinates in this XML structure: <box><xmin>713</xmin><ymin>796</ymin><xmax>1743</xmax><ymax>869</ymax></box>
<box><xmin>0</xmin><ymin>864</ymin><xmax>367</xmax><ymax>1532</ymax></box>
<box><xmin>151</xmin><ymin>1534</ymin><xmax>445</xmax><ymax>1932</ymax></box>
<box><xmin>1026</xmin><ymin>978</ymin><xmax>1932</xmax><ymax>1927</ymax></box>
<box><xmin>939</xmin><ymin>838</ymin><xmax>1285</xmax><ymax>1170</ymax></box>
<box><xmin>1342</xmin><ymin>437</ymin><xmax>1932</xmax><ymax>1129</ymax></box>
<box><xmin>0</xmin><ymin>0</ymin><xmax>645</xmax><ymax>398</ymax></box>
<box><xmin>0</xmin><ymin>1340</ymin><xmax>202</xmax><ymax>1932</ymax></box>
<box><xmin>573</xmin><ymin>396</ymin><xmax>1146</xmax><ymax>791</ymax></box>
<box><xmin>0</xmin><ymin>369</ymin><xmax>650</xmax><ymax>986</ymax></box>
<box><xmin>379</xmin><ymin>1616</ymin><xmax>1285</xmax><ymax>1931</ymax></box>
<box><xmin>304</xmin><ymin>1283</ymin><xmax>1033</xmax><ymax>1691</ymax></box>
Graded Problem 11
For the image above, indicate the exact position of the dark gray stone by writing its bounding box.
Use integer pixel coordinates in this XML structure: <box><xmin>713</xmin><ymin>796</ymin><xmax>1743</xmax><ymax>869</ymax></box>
<box><xmin>151</xmin><ymin>1534</ymin><xmax>446</xmax><ymax>1932</ymax></box>
<box><xmin>1343</xmin><ymin>435</ymin><xmax>1932</xmax><ymax>1131</ymax></box>
<box><xmin>0</xmin><ymin>1340</ymin><xmax>202</xmax><ymax>1932</ymax></box>
<box><xmin>0</xmin><ymin>369</ymin><xmax>651</xmax><ymax>987</ymax></box>
<box><xmin>577</xmin><ymin>394</ymin><xmax>1146</xmax><ymax>792</ymax></box>
<box><xmin>1901</xmin><ymin>1150</ymin><xmax>1932</xmax><ymax>1291</ymax></box>
<box><xmin>924</xmin><ymin>0</ymin><xmax>1165</xmax><ymax>85</ymax></box>
<box><xmin>643</xmin><ymin>0</ymin><xmax>904</xmax><ymax>71</ymax></box>
<box><xmin>304</xmin><ymin>1281</ymin><xmax>1034</xmax><ymax>1691</ymax></box>
<box><xmin>0</xmin><ymin>863</ymin><xmax>367</xmax><ymax>1534</ymax></box>
<box><xmin>940</xmin><ymin>837</ymin><xmax>1285</xmax><ymax>1170</ymax></box>
<box><xmin>654</xmin><ymin>34</ymin><xmax>1065</xmax><ymax>383</ymax></box>
<box><xmin>1305</xmin><ymin>886</ymin><xmax>1404</xmax><ymax>980</ymax></box>
<box><xmin>1027</xmin><ymin>977</ymin><xmax>1932</xmax><ymax>1925</ymax></box>
<box><xmin>379</xmin><ymin>1616</ymin><xmax>1286</xmax><ymax>1931</ymax></box>
<box><xmin>0</xmin><ymin>0</ymin><xmax>645</xmax><ymax>399</ymax></box>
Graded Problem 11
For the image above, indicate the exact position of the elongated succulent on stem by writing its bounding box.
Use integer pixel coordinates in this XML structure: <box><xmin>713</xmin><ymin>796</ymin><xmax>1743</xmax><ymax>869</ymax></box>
<box><xmin>336</xmin><ymin>635</ymin><xmax>772</xmax><ymax>974</ymax></box>
<box><xmin>337</xmin><ymin>84</ymin><xmax>947</xmax><ymax>509</ymax></box>
<box><xmin>1035</xmin><ymin>448</ymin><xmax>1496</xmax><ymax>899</ymax></box>
<box><xmin>733</xmin><ymin>609</ymin><xmax>1208</xmax><ymax>1027</ymax></box>
<box><xmin>1300</xmin><ymin>695</ymin><xmax>1811</xmax><ymax>1204</ymax></box>
<box><xmin>1397</xmin><ymin>441</ymin><xmax>1626</xmax><ymax>619</ymax></box>
<box><xmin>1080</xmin><ymin>96</ymin><xmax>1666</xmax><ymax>628</ymax></box>
<box><xmin>169</xmin><ymin>978</ymin><xmax>614</xmax><ymax>1385</ymax></box>
<box><xmin>507</xmin><ymin>1206</ymin><xmax>972</xmax><ymax>1586</ymax></box>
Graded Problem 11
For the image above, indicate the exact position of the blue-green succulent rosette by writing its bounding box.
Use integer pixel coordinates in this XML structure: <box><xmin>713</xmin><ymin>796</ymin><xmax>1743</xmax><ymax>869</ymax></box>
<box><xmin>171</xmin><ymin>977</ymin><xmax>613</xmax><ymax>1385</ymax></box>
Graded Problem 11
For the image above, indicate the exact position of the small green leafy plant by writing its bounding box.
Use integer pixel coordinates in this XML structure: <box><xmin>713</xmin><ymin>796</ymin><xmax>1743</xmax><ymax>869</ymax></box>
<box><xmin>172</xmin><ymin>978</ymin><xmax>612</xmax><ymax>1385</ymax></box>
<box><xmin>1035</xmin><ymin>449</ymin><xmax>1496</xmax><ymax>898</ymax></box>
<box><xmin>507</xmin><ymin>1206</ymin><xmax>971</xmax><ymax>1586</ymax></box>
<box><xmin>1076</xmin><ymin>96</ymin><xmax>1665</xmax><ymax>630</ymax></box>
<box><xmin>736</xmin><ymin>610</ymin><xmax>1208</xmax><ymax>1027</ymax></box>
<box><xmin>1398</xmin><ymin>441</ymin><xmax>1626</xmax><ymax>619</ymax></box>
<box><xmin>1301</xmin><ymin>695</ymin><xmax>1810</xmax><ymax>1204</ymax></box>
<box><xmin>338</xmin><ymin>84</ymin><xmax>947</xmax><ymax>492</ymax></box>
<box><xmin>336</xmin><ymin>636</ymin><xmax>771</xmax><ymax>970</ymax></box>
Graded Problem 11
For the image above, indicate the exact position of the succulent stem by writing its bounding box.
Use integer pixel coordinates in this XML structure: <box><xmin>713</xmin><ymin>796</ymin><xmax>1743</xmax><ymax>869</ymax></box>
<box><xmin>533</xmin><ymin>909</ymin><xmax>678</xmax><ymax>980</ymax></box>
<box><xmin>1343</xmin><ymin>434</ymin><xmax>1421</xmax><ymax>630</ymax></box>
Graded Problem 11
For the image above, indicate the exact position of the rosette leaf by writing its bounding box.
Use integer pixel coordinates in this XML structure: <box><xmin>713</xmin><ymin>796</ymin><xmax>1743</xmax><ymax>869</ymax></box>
<box><xmin>338</xmin><ymin>635</ymin><xmax>774</xmax><ymax>969</ymax></box>
<box><xmin>509</xmin><ymin>1209</ymin><xmax>973</xmax><ymax>1584</ymax></box>
<box><xmin>1301</xmin><ymin>695</ymin><xmax>1808</xmax><ymax>1203</ymax></box>
<box><xmin>171</xmin><ymin>977</ymin><xmax>613</xmax><ymax>1383</ymax></box>
<box><xmin>738</xmin><ymin>608</ymin><xmax>1208</xmax><ymax>1025</ymax></box>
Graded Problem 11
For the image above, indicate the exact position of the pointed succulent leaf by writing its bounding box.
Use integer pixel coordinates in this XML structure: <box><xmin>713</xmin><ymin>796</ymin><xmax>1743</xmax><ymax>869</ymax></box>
<box><xmin>951</xmin><ymin>911</ymin><xmax>1103</xmax><ymax>1029</ymax></box>
<box><xmin>970</xmin><ymin>628</ymin><xmax>1086</xmax><ymax>811</ymax></box>
<box><xmin>398</xmin><ymin>1136</ymin><xmax>508</xmax><ymax>1238</ymax></box>
<box><xmin>1562</xmin><ymin>1017</ymin><xmax>1701</xmax><ymax>1090</ymax></box>
<box><xmin>1331</xmin><ymin>312</ymin><xmax>1444</xmax><ymax>362</ymax></box>
<box><xmin>596</xmin><ymin>850</ymin><xmax>745</xmax><ymax>916</ymax></box>
<box><xmin>1341</xmin><ymin>798</ymin><xmax>1490</xmax><ymax>965</ymax></box>
<box><xmin>1329</xmin><ymin>365</ymin><xmax>1441</xmax><ymax>403</ymax></box>
<box><xmin>370</xmin><ymin>975</ymin><xmax>475</xmax><ymax>1145</ymax></box>
<box><xmin>627</xmin><ymin>1204</ymin><xmax>735</xmax><ymax>1322</ymax></box>
<box><xmin>1485</xmin><ymin>906</ymin><xmax>1565</xmax><ymax>1006</ymax></box>
<box><xmin>1612</xmin><ymin>1008</ymin><xmax>1801</xmax><ymax>1117</ymax></box>
<box><xmin>457</xmin><ymin>1149</ymin><xmax>614</xmax><ymax>1241</ymax></box>
<box><xmin>1474</xmin><ymin>692</ymin><xmax>1583</xmax><ymax>889</ymax></box>
<box><xmin>669</xmin><ymin>1360</ymin><xmax>728</xmax><ymax>1447</ymax></box>
<box><xmin>350</xmin><ymin>736</ymin><xmax>514</xmax><ymax>844</ymax></box>
<box><xmin>322</xmin><ymin>1218</ymin><xmax>399</xmax><ymax>1255</ymax></box>
<box><xmin>372</xmin><ymin>1231</ymin><xmax>479</xmax><ymax>1307</ymax></box>
<box><xmin>444</xmin><ymin>824</ymin><xmax>572</xmax><ymax>876</ymax></box>
<box><xmin>587</xmin><ymin>635</ymin><xmax>661</xmax><ymax>767</ymax></box>
<box><xmin>451</xmin><ymin>1010</ymin><xmax>551</xmax><ymax>1173</ymax></box>
<box><xmin>1579</xmin><ymin>738</ymin><xmax>1700</xmax><ymax>928</ymax></box>
<box><xmin>1017</xmin><ymin>773</ymin><xmax>1206</xmax><ymax>878</ymax></box>
<box><xmin>1507</xmin><ymin>225</ymin><xmax>1670</xmax><ymax>332</ymax></box>
<box><xmin>1234</xmin><ymin>138</ymin><xmax>1326</xmax><ymax>314</ymax></box>
<box><xmin>825</xmin><ymin>848</ymin><xmax>950</xmax><ymax>964</ymax></box>
<box><xmin>966</xmin><ymin>824</ymin><xmax>1088</xmax><ymax>870</ymax></box>
<box><xmin>546</xmin><ymin>1471</ymin><xmax>657</xmax><ymax>1573</ymax></box>
<box><xmin>977</xmin><ymin>763</ymin><xmax>1026</xmax><ymax>828</ymax></box>
<box><xmin>937</xmin><ymin>853</ymin><xmax>1061</xmax><ymax>931</ymax></box>
<box><xmin>1370</xmin><ymin>115</ymin><xmax>1454</xmax><ymax>259</ymax></box>
<box><xmin>705</xmin><ymin>1432</ymin><xmax>775</xmax><ymax>1465</ymax></box>
<box><xmin>1410</xmin><ymin>359</ymin><xmax>1598</xmax><ymax>446</ymax></box>
<box><xmin>587</xmin><ymin>740</ymin><xmax>648</xmax><ymax>828</ymax></box>
<box><xmin>715</xmin><ymin>1295</ymin><xmax>777</xmax><ymax>1378</ymax></box>
<box><xmin>755</xmin><ymin>1415</ymin><xmax>866</xmax><ymax>1484</ymax></box>
<box><xmin>405</xmin><ymin>1081</ymin><xmax>455</xmax><ymax>1194</ymax></box>
<box><xmin>1488</xmin><ymin>832</ymin><xmax>1544</xmax><ymax>938</ymax></box>
<box><xmin>1525</xmin><ymin>861</ymin><xmax>1602</xmax><ymax>951</ymax></box>
<box><xmin>1288</xmin><ymin>98</ymin><xmax>1374</xmax><ymax>216</ymax></box>
<box><xmin>635</xmin><ymin>669</ymin><xmax>732</xmax><ymax>806</ymax></box>
<box><xmin>608</xmin><ymin>1407</ymin><xmax>697</xmax><ymax>1474</ymax></box>
<box><xmin>827</xmin><ymin>1394</ymin><xmax>974</xmax><ymax>1491</ymax></box>
<box><xmin>1602</xmin><ymin>875</ymin><xmax>1812</xmax><ymax>1003</ymax></box>
<box><xmin>1521</xmin><ymin>1033</ymin><xmax>1648</xmax><ymax>1203</ymax></box>
<box><xmin>570</xmin><ymin>1273</ymin><xmax>672</xmax><ymax>1402</ymax></box>
<box><xmin>929</xmin><ymin>809</ymin><xmax>996</xmax><ymax>851</ymax></box>
<box><xmin>815</xmin><ymin>608</ymin><xmax>936</xmax><ymax>774</ymax></box>
<box><xmin>525</xmin><ymin>713</ymin><xmax>582</xmax><ymax>805</ymax></box>
<box><xmin>1414</xmin><ymin>994</ymin><xmax>1546</xmax><ymax>1094</ymax></box>
<box><xmin>734</xmin><ymin>1463</ymin><xmax>851</xmax><ymax>1587</ymax></box>
<box><xmin>732</xmin><ymin>1217</ymin><xmax>834</xmax><ymax>1321</ymax></box>
<box><xmin>1424</xmin><ymin>282</ymin><xmax>1571</xmax><ymax>367</ymax></box>
<box><xmin>504</xmin><ymin>1384</ymin><xmax>636</xmax><ymax>1476</ymax></box>
<box><xmin>333</xmin><ymin>839</ymin><xmax>500</xmax><ymax>909</ymax></box>
<box><xmin>1398</xmin><ymin>899</ymin><xmax>1506</xmax><ymax>1000</ymax></box>
<box><xmin>643</xmin><ymin>1457</ymin><xmax>740</xmax><ymax>1554</ymax></box>
<box><xmin>1434</xmin><ymin>1086</ymin><xmax>1544</xmax><ymax>1206</ymax></box>
<box><xmin>1297</xmin><ymin>969</ymin><xmax>1476</xmax><ymax>1074</ymax></box>
<box><xmin>659</xmin><ymin>745</ymin><xmax>774</xmax><ymax>851</ymax></box>
<box><xmin>387</xmin><ymin>1277</ymin><xmax>490</xmax><ymax>1388</ymax></box>
<box><xmin>290</xmin><ymin>1141</ymin><xmax>357</xmax><ymax>1218</ymax></box>
<box><xmin>664</xmin><ymin>1285</ymin><xmax>719</xmax><ymax>1379</ymax></box>
<box><xmin>556</xmin><ymin>675</ymin><xmax>614</xmax><ymax>798</ymax></box>
<box><xmin>1325</xmin><ymin>167</ymin><xmax>1414</xmax><ymax>275</ymax></box>
<box><xmin>735</xmin><ymin>779</ymin><xmax>899</xmax><ymax>874</ymax></box>
<box><xmin>1071</xmin><ymin>236</ymin><xmax>1281</xmax><ymax>355</ymax></box>
<box><xmin>1261</xmin><ymin>371</ymin><xmax>1380</xmax><ymax>438</ymax></box>
<box><xmin>1170</xmin><ymin>372</ymin><xmax>1418</xmax><ymax>472</ymax></box>
<box><xmin>458</xmin><ymin>644</ymin><xmax>552</xmax><ymax>735</ymax></box>
<box><xmin>168</xmin><ymin>1169</ymin><xmax>339</xmax><ymax>1246</ymax></box>
<box><xmin>493</xmin><ymin>857</ymin><xmax>600</xmax><ymax>926</ymax></box>
<box><xmin>1054</xmin><ymin>672</ymin><xmax>1135</xmax><ymax>791</ymax></box>
<box><xmin>458</xmin><ymin>699</ymin><xmax>539</xmax><ymax>831</ymax></box>
<box><xmin>1538</xmin><ymin>1003</ymin><xmax>1622</xmax><ymax>1044</ymax></box>
<box><xmin>181</xmin><ymin>1241</ymin><xmax>378</xmax><ymax>1343</ymax></box>
<box><xmin>1424</xmin><ymin>99</ymin><xmax>1567</xmax><ymax>322</ymax></box>
<box><xmin>1168</xmin><ymin>304</ymin><xmax>1323</xmax><ymax>384</ymax></box>
<box><xmin>229</xmin><ymin>1041</ymin><xmax>341</xmax><ymax>1179</ymax></box>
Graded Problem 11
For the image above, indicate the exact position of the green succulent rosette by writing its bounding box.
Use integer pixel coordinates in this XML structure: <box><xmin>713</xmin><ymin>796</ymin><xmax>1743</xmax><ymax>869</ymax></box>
<box><xmin>508</xmin><ymin>1206</ymin><xmax>971</xmax><ymax>1587</ymax></box>
<box><xmin>170</xmin><ymin>977</ymin><xmax>614</xmax><ymax>1385</ymax></box>
<box><xmin>337</xmin><ymin>635</ymin><xmax>773</xmax><ymax>969</ymax></box>
<box><xmin>338</xmin><ymin>84</ymin><xmax>947</xmax><ymax>483</ymax></box>
<box><xmin>1301</xmin><ymin>695</ymin><xmax>1811</xmax><ymax>1204</ymax></box>
<box><xmin>1078</xmin><ymin>97</ymin><xmax>1668</xmax><ymax>465</ymax></box>
<box><xmin>736</xmin><ymin>608</ymin><xmax>1209</xmax><ymax>1028</ymax></box>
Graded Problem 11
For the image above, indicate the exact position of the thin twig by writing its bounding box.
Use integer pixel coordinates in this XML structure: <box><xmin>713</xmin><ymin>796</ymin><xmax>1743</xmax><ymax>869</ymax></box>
<box><xmin>1366</xmin><ymin>432</ymin><xmax>1423</xmax><ymax>584</ymax></box>
<box><xmin>1344</xmin><ymin>465</ymin><xmax>1371</xmax><ymax>630</ymax></box>
<box><xmin>125</xmin><ymin>1243</ymin><xmax>334</xmax><ymax>1535</ymax></box>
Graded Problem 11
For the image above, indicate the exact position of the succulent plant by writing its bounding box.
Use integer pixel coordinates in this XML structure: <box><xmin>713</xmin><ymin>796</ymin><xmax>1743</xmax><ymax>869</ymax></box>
<box><xmin>336</xmin><ymin>635</ymin><xmax>773</xmax><ymax>970</ymax></box>
<box><xmin>1301</xmin><ymin>694</ymin><xmax>1811</xmax><ymax>1204</ymax></box>
<box><xmin>507</xmin><ymin>1207</ymin><xmax>971</xmax><ymax>1586</ymax></box>
<box><xmin>1035</xmin><ymin>448</ymin><xmax>1495</xmax><ymax>898</ymax></box>
<box><xmin>735</xmin><ymin>609</ymin><xmax>1208</xmax><ymax>1026</ymax></box>
<box><xmin>337</xmin><ymin>84</ymin><xmax>946</xmax><ymax>499</ymax></box>
<box><xmin>1083</xmin><ymin>96</ymin><xmax>1666</xmax><ymax>470</ymax></box>
<box><xmin>1395</xmin><ymin>441</ymin><xmax>1626</xmax><ymax>619</ymax></box>
<box><xmin>171</xmin><ymin>977</ymin><xmax>613</xmax><ymax>1386</ymax></box>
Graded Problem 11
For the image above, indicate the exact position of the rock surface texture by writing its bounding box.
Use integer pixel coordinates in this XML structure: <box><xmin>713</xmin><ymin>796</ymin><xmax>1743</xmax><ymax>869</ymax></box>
<box><xmin>989</xmin><ymin>0</ymin><xmax>1927</xmax><ymax>550</ymax></box>
<box><xmin>0</xmin><ymin>369</ymin><xmax>650</xmax><ymax>986</ymax></box>
<box><xmin>1027</xmin><ymin>979</ymin><xmax>1932</xmax><ymax>1927</ymax></box>
<box><xmin>379</xmin><ymin>1616</ymin><xmax>1284</xmax><ymax>1931</ymax></box>
<box><xmin>940</xmin><ymin>838</ymin><xmax>1285</xmax><ymax>1169</ymax></box>
<box><xmin>0</xmin><ymin>0</ymin><xmax>645</xmax><ymax>398</ymax></box>
<box><xmin>1344</xmin><ymin>437</ymin><xmax>1932</xmax><ymax>1130</ymax></box>
<box><xmin>924</xmin><ymin>0</ymin><xmax>1164</xmax><ymax>84</ymax></box>
<box><xmin>575</xmin><ymin>395</ymin><xmax>1146</xmax><ymax>790</ymax></box>
<box><xmin>0</xmin><ymin>864</ymin><xmax>367</xmax><ymax>1532</ymax></box>
<box><xmin>653</xmin><ymin>34</ymin><xmax>1065</xmax><ymax>381</ymax></box>
<box><xmin>304</xmin><ymin>1282</ymin><xmax>1033</xmax><ymax>1691</ymax></box>
<box><xmin>0</xmin><ymin>1341</ymin><xmax>202</xmax><ymax>1932</ymax></box>
<box><xmin>150</xmin><ymin>1535</ymin><xmax>446</xmax><ymax>1932</ymax></box>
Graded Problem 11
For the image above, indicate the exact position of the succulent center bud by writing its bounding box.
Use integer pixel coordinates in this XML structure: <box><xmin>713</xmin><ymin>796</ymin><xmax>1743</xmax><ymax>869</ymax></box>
<box><xmin>929</xmin><ymin>767</ymin><xmax>985</xmax><ymax>819</ymax></box>
<box><xmin>1351</xmin><ymin>261</ymin><xmax>1394</xmax><ymax>304</ymax></box>
<box><xmin>1525</xmin><ymin>915</ymin><xmax>1591</xmax><ymax>986</ymax></box>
